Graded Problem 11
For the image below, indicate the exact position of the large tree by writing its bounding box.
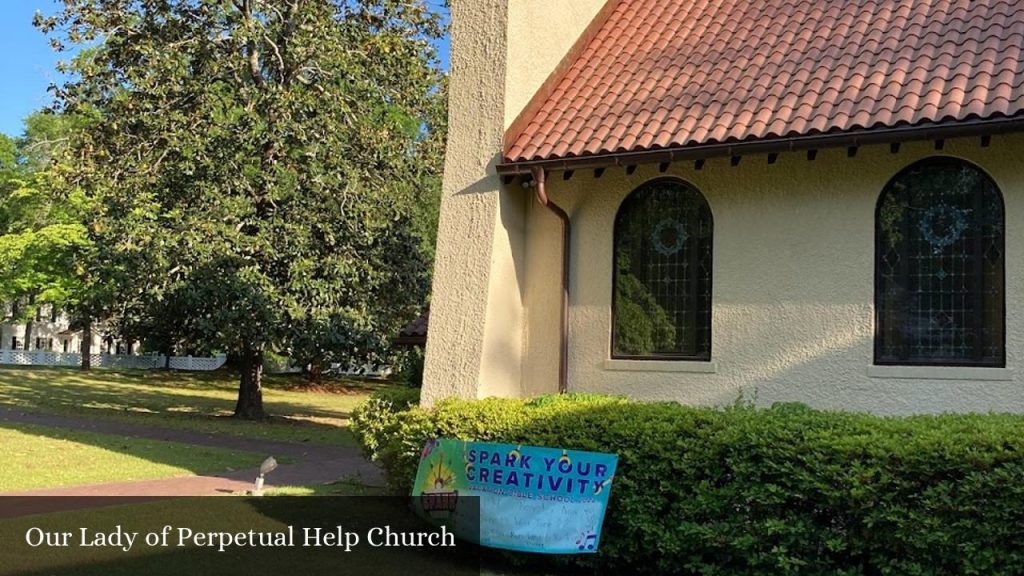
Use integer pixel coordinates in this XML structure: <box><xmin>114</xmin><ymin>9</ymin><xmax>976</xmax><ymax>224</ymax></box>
<box><xmin>0</xmin><ymin>112</ymin><xmax>94</xmax><ymax>356</ymax></box>
<box><xmin>38</xmin><ymin>0</ymin><xmax>444</xmax><ymax>418</ymax></box>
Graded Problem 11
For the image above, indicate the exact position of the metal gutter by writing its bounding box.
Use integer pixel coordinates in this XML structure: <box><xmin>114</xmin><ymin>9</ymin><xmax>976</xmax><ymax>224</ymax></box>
<box><xmin>530</xmin><ymin>166</ymin><xmax>571</xmax><ymax>394</ymax></box>
<box><xmin>497</xmin><ymin>116</ymin><xmax>1024</xmax><ymax>175</ymax></box>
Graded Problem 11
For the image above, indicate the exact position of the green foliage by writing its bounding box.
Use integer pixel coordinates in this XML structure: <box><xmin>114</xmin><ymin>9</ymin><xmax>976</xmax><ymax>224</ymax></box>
<box><xmin>0</xmin><ymin>112</ymin><xmax>95</xmax><ymax>325</ymax></box>
<box><xmin>354</xmin><ymin>394</ymin><xmax>1024</xmax><ymax>575</ymax></box>
<box><xmin>38</xmin><ymin>0</ymin><xmax>447</xmax><ymax>413</ymax></box>
<box><xmin>391</xmin><ymin>346</ymin><xmax>426</xmax><ymax>387</ymax></box>
<box><xmin>18</xmin><ymin>112</ymin><xmax>91</xmax><ymax>169</ymax></box>
<box><xmin>401</xmin><ymin>77</ymin><xmax>447</xmax><ymax>266</ymax></box>
<box><xmin>613</xmin><ymin>270</ymin><xmax>676</xmax><ymax>355</ymax></box>
<box><xmin>350</xmin><ymin>386</ymin><xmax>421</xmax><ymax>464</ymax></box>
<box><xmin>0</xmin><ymin>135</ymin><xmax>16</xmax><ymax>175</ymax></box>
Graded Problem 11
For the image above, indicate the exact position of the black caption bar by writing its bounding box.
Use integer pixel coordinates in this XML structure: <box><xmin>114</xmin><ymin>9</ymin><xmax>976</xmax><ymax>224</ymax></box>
<box><xmin>0</xmin><ymin>497</ymin><xmax>480</xmax><ymax>576</ymax></box>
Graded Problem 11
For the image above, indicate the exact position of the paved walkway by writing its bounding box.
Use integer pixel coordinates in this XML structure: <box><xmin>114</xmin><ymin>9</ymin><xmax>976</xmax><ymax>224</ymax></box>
<box><xmin>0</xmin><ymin>407</ymin><xmax>382</xmax><ymax>497</ymax></box>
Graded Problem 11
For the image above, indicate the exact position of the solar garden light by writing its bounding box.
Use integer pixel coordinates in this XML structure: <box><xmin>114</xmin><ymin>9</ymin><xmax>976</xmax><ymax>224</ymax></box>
<box><xmin>253</xmin><ymin>456</ymin><xmax>278</xmax><ymax>496</ymax></box>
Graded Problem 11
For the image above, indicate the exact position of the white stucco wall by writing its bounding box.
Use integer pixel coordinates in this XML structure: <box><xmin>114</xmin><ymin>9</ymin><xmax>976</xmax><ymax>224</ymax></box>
<box><xmin>523</xmin><ymin>134</ymin><xmax>1024</xmax><ymax>414</ymax></box>
<box><xmin>422</xmin><ymin>0</ymin><xmax>608</xmax><ymax>406</ymax></box>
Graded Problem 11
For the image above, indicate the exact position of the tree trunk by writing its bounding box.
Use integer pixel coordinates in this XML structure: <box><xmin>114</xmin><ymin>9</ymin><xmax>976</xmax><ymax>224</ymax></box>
<box><xmin>23</xmin><ymin>294</ymin><xmax>35</xmax><ymax>350</ymax></box>
<box><xmin>306</xmin><ymin>362</ymin><xmax>323</xmax><ymax>384</ymax></box>
<box><xmin>23</xmin><ymin>320</ymin><xmax>33</xmax><ymax>351</ymax></box>
<box><xmin>234</xmin><ymin>345</ymin><xmax>266</xmax><ymax>420</ymax></box>
<box><xmin>81</xmin><ymin>320</ymin><xmax>92</xmax><ymax>371</ymax></box>
<box><xmin>23</xmin><ymin>293</ymin><xmax>36</xmax><ymax>348</ymax></box>
<box><xmin>164</xmin><ymin>350</ymin><xmax>172</xmax><ymax>370</ymax></box>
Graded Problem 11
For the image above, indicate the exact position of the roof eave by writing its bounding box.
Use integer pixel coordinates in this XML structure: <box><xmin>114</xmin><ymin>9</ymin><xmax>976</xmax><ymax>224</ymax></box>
<box><xmin>496</xmin><ymin>116</ymin><xmax>1024</xmax><ymax>175</ymax></box>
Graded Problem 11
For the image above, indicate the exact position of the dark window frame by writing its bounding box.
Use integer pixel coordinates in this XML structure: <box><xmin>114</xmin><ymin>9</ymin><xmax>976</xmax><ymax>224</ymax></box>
<box><xmin>873</xmin><ymin>156</ymin><xmax>1006</xmax><ymax>368</ymax></box>
<box><xmin>610</xmin><ymin>177</ymin><xmax>714</xmax><ymax>361</ymax></box>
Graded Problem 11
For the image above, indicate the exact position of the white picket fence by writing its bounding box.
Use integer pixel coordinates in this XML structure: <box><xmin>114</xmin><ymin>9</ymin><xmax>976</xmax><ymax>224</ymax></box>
<box><xmin>0</xmin><ymin>350</ymin><xmax>227</xmax><ymax>371</ymax></box>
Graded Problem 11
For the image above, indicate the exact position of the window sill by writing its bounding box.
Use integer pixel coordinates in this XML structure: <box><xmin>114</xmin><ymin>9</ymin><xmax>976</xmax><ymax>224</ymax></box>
<box><xmin>866</xmin><ymin>365</ymin><xmax>1014</xmax><ymax>381</ymax></box>
<box><xmin>603</xmin><ymin>359</ymin><xmax>719</xmax><ymax>374</ymax></box>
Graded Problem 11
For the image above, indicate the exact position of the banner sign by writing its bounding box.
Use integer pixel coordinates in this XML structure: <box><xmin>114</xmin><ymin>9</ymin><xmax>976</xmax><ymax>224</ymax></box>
<box><xmin>412</xmin><ymin>439</ymin><xmax>618</xmax><ymax>554</ymax></box>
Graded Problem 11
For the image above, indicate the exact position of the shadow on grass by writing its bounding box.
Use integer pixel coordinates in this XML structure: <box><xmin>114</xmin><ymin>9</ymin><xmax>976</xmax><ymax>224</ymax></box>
<box><xmin>0</xmin><ymin>366</ymin><xmax>390</xmax><ymax>447</ymax></box>
<box><xmin>0</xmin><ymin>421</ymin><xmax>266</xmax><ymax>493</ymax></box>
<box><xmin>0</xmin><ymin>366</ymin><xmax>382</xmax><ymax>414</ymax></box>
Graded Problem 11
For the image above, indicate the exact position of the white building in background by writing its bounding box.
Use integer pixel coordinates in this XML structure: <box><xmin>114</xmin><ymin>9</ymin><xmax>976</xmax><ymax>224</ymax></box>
<box><xmin>0</xmin><ymin>303</ymin><xmax>134</xmax><ymax>354</ymax></box>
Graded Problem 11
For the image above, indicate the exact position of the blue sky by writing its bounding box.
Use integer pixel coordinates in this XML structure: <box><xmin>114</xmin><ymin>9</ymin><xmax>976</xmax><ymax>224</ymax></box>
<box><xmin>0</xmin><ymin>1</ymin><xmax>451</xmax><ymax>138</ymax></box>
<box><xmin>0</xmin><ymin>1</ymin><xmax>64</xmax><ymax>137</ymax></box>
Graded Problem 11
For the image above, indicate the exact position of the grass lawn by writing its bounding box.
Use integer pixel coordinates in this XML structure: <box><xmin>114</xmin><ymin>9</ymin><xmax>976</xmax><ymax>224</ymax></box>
<box><xmin>0</xmin><ymin>367</ymin><xmax>389</xmax><ymax>447</ymax></box>
<box><xmin>0</xmin><ymin>422</ymin><xmax>264</xmax><ymax>492</ymax></box>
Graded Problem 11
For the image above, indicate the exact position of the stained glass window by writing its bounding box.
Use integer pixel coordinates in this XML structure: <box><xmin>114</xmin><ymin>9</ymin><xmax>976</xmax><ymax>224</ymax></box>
<box><xmin>875</xmin><ymin>158</ymin><xmax>1004</xmax><ymax>367</ymax></box>
<box><xmin>612</xmin><ymin>179</ymin><xmax>713</xmax><ymax>360</ymax></box>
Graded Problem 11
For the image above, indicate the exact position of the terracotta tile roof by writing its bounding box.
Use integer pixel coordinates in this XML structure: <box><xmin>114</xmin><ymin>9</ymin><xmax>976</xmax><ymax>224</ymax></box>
<box><xmin>505</xmin><ymin>0</ymin><xmax>1024</xmax><ymax>163</ymax></box>
<box><xmin>394</xmin><ymin>310</ymin><xmax>429</xmax><ymax>346</ymax></box>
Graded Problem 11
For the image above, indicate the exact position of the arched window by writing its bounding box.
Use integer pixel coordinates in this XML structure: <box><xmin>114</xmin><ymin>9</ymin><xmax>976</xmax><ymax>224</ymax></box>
<box><xmin>875</xmin><ymin>158</ymin><xmax>1005</xmax><ymax>367</ymax></box>
<box><xmin>612</xmin><ymin>179</ymin><xmax>713</xmax><ymax>360</ymax></box>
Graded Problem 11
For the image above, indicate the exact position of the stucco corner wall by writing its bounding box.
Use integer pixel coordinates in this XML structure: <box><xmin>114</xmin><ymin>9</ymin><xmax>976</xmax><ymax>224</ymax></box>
<box><xmin>421</xmin><ymin>1</ymin><xmax>609</xmax><ymax>406</ymax></box>
<box><xmin>522</xmin><ymin>133</ymin><xmax>1024</xmax><ymax>415</ymax></box>
<box><xmin>420</xmin><ymin>0</ymin><xmax>509</xmax><ymax>407</ymax></box>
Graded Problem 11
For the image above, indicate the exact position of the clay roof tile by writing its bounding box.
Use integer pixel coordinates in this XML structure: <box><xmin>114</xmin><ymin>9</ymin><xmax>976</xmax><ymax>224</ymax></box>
<box><xmin>505</xmin><ymin>0</ymin><xmax>1024</xmax><ymax>163</ymax></box>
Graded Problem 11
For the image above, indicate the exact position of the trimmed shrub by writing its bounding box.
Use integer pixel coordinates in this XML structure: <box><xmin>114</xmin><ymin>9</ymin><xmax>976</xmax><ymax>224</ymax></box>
<box><xmin>352</xmin><ymin>392</ymin><xmax>1024</xmax><ymax>575</ymax></box>
<box><xmin>350</xmin><ymin>386</ymin><xmax>421</xmax><ymax>464</ymax></box>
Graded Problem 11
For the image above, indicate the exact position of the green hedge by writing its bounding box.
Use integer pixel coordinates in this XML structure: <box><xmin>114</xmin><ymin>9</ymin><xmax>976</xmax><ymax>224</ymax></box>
<box><xmin>352</xmin><ymin>392</ymin><xmax>1024</xmax><ymax>575</ymax></box>
<box><xmin>350</xmin><ymin>386</ymin><xmax>421</xmax><ymax>465</ymax></box>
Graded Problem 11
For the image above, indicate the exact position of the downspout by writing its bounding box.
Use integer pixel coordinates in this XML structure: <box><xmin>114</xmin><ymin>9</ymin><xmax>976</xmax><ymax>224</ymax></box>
<box><xmin>530</xmin><ymin>167</ymin><xmax>570</xmax><ymax>394</ymax></box>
